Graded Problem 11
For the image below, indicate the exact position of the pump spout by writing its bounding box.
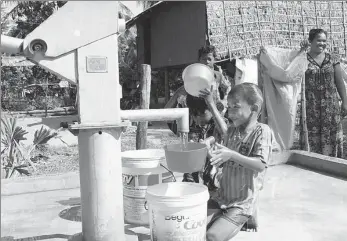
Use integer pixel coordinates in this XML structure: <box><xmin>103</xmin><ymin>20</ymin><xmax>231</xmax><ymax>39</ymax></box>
<box><xmin>120</xmin><ymin>108</ymin><xmax>190</xmax><ymax>133</ymax></box>
<box><xmin>1</xmin><ymin>35</ymin><xmax>24</xmax><ymax>54</ymax></box>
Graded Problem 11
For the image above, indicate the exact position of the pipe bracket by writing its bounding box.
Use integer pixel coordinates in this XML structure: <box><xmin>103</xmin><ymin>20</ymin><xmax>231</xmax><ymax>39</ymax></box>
<box><xmin>68</xmin><ymin>121</ymin><xmax>130</xmax><ymax>136</ymax></box>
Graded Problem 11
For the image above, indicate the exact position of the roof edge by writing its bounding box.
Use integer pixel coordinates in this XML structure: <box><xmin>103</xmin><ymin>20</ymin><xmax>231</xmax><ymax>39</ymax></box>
<box><xmin>125</xmin><ymin>1</ymin><xmax>165</xmax><ymax>28</ymax></box>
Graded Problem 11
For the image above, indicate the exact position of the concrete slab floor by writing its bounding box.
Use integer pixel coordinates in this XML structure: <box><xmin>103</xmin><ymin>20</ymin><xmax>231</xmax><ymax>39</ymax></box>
<box><xmin>1</xmin><ymin>165</ymin><xmax>347</xmax><ymax>241</ymax></box>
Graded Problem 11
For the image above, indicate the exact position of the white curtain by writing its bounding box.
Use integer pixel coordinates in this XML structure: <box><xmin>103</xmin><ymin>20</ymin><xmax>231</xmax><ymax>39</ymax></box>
<box><xmin>259</xmin><ymin>47</ymin><xmax>308</xmax><ymax>151</ymax></box>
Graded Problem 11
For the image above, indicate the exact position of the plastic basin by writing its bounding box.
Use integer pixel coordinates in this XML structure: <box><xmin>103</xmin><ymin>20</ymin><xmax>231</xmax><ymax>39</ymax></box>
<box><xmin>182</xmin><ymin>63</ymin><xmax>214</xmax><ymax>97</ymax></box>
<box><xmin>164</xmin><ymin>142</ymin><xmax>208</xmax><ymax>173</ymax></box>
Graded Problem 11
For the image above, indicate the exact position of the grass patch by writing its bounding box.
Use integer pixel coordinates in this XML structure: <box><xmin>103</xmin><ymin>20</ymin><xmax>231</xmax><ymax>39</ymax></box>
<box><xmin>6</xmin><ymin>124</ymin><xmax>347</xmax><ymax>178</ymax></box>
<box><xmin>27</xmin><ymin>131</ymin><xmax>179</xmax><ymax>177</ymax></box>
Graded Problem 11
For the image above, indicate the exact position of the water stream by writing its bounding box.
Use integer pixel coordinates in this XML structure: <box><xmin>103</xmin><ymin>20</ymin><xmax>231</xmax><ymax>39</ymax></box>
<box><xmin>178</xmin><ymin>132</ymin><xmax>189</xmax><ymax>151</ymax></box>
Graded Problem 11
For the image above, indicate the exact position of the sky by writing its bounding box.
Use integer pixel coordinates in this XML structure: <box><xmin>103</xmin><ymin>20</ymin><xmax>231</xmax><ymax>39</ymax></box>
<box><xmin>121</xmin><ymin>1</ymin><xmax>143</xmax><ymax>16</ymax></box>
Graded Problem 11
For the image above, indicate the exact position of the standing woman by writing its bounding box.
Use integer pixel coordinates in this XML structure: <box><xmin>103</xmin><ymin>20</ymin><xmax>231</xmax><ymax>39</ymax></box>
<box><xmin>297</xmin><ymin>29</ymin><xmax>347</xmax><ymax>157</ymax></box>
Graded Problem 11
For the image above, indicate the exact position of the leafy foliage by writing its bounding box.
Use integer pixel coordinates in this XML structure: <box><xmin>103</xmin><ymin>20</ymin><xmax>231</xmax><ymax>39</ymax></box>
<box><xmin>118</xmin><ymin>1</ymin><xmax>160</xmax><ymax>109</ymax></box>
<box><xmin>118</xmin><ymin>26</ymin><xmax>138</xmax><ymax>86</ymax></box>
<box><xmin>33</xmin><ymin>126</ymin><xmax>58</xmax><ymax>145</ymax></box>
<box><xmin>136</xmin><ymin>1</ymin><xmax>159</xmax><ymax>10</ymax></box>
<box><xmin>1</xmin><ymin>117</ymin><xmax>63</xmax><ymax>178</ymax></box>
<box><xmin>1</xmin><ymin>2</ymin><xmax>71</xmax><ymax>111</ymax></box>
<box><xmin>1</xmin><ymin>117</ymin><xmax>29</xmax><ymax>178</ymax></box>
<box><xmin>1</xmin><ymin>1</ymin><xmax>18</xmax><ymax>35</ymax></box>
<box><xmin>1</xmin><ymin>1</ymin><xmax>163</xmax><ymax>112</ymax></box>
<box><xmin>1</xmin><ymin>65</ymin><xmax>69</xmax><ymax>111</ymax></box>
<box><xmin>1</xmin><ymin>117</ymin><xmax>28</xmax><ymax>150</ymax></box>
<box><xmin>6</xmin><ymin>1</ymin><xmax>67</xmax><ymax>38</ymax></box>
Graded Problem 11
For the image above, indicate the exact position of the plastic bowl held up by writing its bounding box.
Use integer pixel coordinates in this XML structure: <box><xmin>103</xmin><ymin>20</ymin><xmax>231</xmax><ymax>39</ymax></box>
<box><xmin>182</xmin><ymin>63</ymin><xmax>214</xmax><ymax>97</ymax></box>
<box><xmin>164</xmin><ymin>142</ymin><xmax>208</xmax><ymax>173</ymax></box>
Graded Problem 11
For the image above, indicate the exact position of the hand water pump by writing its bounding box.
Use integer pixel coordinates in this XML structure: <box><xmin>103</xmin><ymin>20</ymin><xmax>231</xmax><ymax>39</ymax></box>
<box><xmin>1</xmin><ymin>2</ymin><xmax>189</xmax><ymax>241</ymax></box>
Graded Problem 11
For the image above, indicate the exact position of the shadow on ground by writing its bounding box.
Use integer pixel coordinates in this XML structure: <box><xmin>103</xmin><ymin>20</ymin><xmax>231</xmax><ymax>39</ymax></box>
<box><xmin>26</xmin><ymin>116</ymin><xmax>78</xmax><ymax>130</ymax></box>
<box><xmin>57</xmin><ymin>197</ymin><xmax>82</xmax><ymax>222</ymax></box>
<box><xmin>1</xmin><ymin>234</ymin><xmax>70</xmax><ymax>241</ymax></box>
<box><xmin>59</xmin><ymin>205</ymin><xmax>82</xmax><ymax>222</ymax></box>
<box><xmin>125</xmin><ymin>224</ymin><xmax>151</xmax><ymax>241</ymax></box>
<box><xmin>56</xmin><ymin>198</ymin><xmax>151</xmax><ymax>240</ymax></box>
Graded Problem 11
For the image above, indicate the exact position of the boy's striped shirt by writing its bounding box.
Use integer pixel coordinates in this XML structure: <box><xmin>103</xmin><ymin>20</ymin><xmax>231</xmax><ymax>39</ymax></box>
<box><xmin>212</xmin><ymin>122</ymin><xmax>274</xmax><ymax>215</ymax></box>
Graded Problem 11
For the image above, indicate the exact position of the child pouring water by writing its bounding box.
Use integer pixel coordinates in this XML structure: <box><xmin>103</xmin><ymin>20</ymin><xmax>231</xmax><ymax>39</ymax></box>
<box><xmin>198</xmin><ymin>83</ymin><xmax>277</xmax><ymax>241</ymax></box>
<box><xmin>182</xmin><ymin>94</ymin><xmax>227</xmax><ymax>191</ymax></box>
<box><xmin>165</xmin><ymin>45</ymin><xmax>230</xmax><ymax>134</ymax></box>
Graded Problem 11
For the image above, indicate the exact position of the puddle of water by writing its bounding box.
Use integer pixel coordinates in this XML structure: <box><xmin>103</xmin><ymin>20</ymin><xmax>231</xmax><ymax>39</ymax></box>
<box><xmin>59</xmin><ymin>205</ymin><xmax>81</xmax><ymax>222</ymax></box>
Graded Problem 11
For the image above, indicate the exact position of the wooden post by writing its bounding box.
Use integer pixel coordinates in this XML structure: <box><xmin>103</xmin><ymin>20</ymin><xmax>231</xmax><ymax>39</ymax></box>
<box><xmin>136</xmin><ymin>64</ymin><xmax>151</xmax><ymax>150</ymax></box>
<box><xmin>164</xmin><ymin>68</ymin><xmax>170</xmax><ymax>103</ymax></box>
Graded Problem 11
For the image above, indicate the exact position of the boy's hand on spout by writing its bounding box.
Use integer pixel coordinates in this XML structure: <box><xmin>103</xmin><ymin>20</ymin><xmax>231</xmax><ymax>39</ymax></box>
<box><xmin>210</xmin><ymin>143</ymin><xmax>235</xmax><ymax>167</ymax></box>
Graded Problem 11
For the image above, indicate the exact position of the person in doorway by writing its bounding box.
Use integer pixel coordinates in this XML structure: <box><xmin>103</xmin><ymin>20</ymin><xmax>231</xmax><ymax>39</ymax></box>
<box><xmin>295</xmin><ymin>29</ymin><xmax>347</xmax><ymax>157</ymax></box>
<box><xmin>198</xmin><ymin>83</ymin><xmax>276</xmax><ymax>240</ymax></box>
<box><xmin>165</xmin><ymin>45</ymin><xmax>231</xmax><ymax>134</ymax></box>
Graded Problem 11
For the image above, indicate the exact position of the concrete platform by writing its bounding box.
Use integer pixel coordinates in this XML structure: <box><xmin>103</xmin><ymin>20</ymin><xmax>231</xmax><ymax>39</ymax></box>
<box><xmin>1</xmin><ymin>165</ymin><xmax>346</xmax><ymax>241</ymax></box>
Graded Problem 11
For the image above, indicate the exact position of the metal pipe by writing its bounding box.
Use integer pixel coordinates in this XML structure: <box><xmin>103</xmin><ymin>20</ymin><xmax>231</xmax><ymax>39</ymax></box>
<box><xmin>120</xmin><ymin>108</ymin><xmax>190</xmax><ymax>133</ymax></box>
<box><xmin>1</xmin><ymin>35</ymin><xmax>24</xmax><ymax>54</ymax></box>
<box><xmin>78</xmin><ymin>129</ymin><xmax>123</xmax><ymax>241</ymax></box>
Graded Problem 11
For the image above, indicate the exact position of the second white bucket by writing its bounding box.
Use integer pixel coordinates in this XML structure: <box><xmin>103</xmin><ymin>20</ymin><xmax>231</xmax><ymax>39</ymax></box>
<box><xmin>122</xmin><ymin>149</ymin><xmax>175</xmax><ymax>225</ymax></box>
<box><xmin>146</xmin><ymin>182</ymin><xmax>209</xmax><ymax>241</ymax></box>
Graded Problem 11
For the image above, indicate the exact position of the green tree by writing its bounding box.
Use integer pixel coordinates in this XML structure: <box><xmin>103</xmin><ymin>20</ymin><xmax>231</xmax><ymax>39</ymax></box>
<box><xmin>1</xmin><ymin>1</ymin><xmax>69</xmax><ymax>111</ymax></box>
<box><xmin>1</xmin><ymin>1</ymin><xmax>141</xmax><ymax>110</ymax></box>
<box><xmin>136</xmin><ymin>1</ymin><xmax>159</xmax><ymax>11</ymax></box>
<box><xmin>119</xmin><ymin>2</ymin><xmax>134</xmax><ymax>21</ymax></box>
<box><xmin>5</xmin><ymin>1</ymin><xmax>67</xmax><ymax>38</ymax></box>
<box><xmin>118</xmin><ymin>3</ymin><xmax>137</xmax><ymax>86</ymax></box>
<box><xmin>1</xmin><ymin>1</ymin><xmax>19</xmax><ymax>35</ymax></box>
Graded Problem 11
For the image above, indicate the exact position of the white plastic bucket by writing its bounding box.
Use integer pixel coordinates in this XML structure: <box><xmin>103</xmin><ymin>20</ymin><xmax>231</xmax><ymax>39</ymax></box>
<box><xmin>146</xmin><ymin>182</ymin><xmax>209</xmax><ymax>241</ymax></box>
<box><xmin>122</xmin><ymin>149</ymin><xmax>175</xmax><ymax>225</ymax></box>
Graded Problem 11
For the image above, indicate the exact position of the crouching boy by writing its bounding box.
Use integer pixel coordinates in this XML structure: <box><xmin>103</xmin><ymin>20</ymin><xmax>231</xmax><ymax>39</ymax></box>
<box><xmin>182</xmin><ymin>94</ymin><xmax>227</xmax><ymax>191</ymax></box>
<box><xmin>198</xmin><ymin>83</ymin><xmax>277</xmax><ymax>241</ymax></box>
